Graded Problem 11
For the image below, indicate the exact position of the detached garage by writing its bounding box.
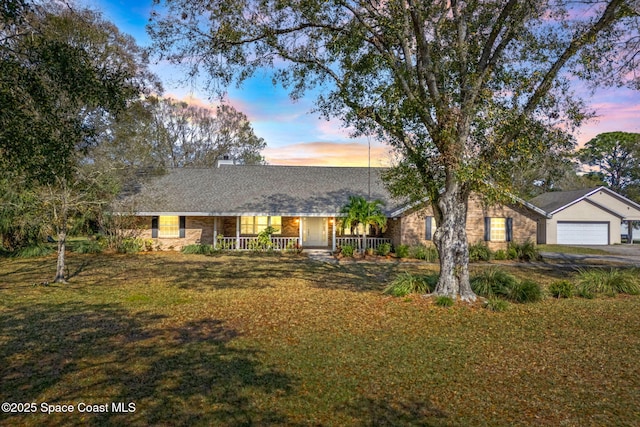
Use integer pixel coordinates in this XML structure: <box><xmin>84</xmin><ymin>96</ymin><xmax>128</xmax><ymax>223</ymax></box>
<box><xmin>530</xmin><ymin>187</ymin><xmax>640</xmax><ymax>245</ymax></box>
<box><xmin>557</xmin><ymin>222</ymin><xmax>609</xmax><ymax>245</ymax></box>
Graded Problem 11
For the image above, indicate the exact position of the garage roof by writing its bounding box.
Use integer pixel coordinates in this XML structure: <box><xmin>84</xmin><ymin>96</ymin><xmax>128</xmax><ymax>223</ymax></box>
<box><xmin>529</xmin><ymin>187</ymin><xmax>640</xmax><ymax>219</ymax></box>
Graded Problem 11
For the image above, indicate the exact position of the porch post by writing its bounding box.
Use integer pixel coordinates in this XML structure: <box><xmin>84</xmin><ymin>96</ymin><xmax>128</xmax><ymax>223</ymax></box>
<box><xmin>213</xmin><ymin>217</ymin><xmax>218</xmax><ymax>248</ymax></box>
<box><xmin>299</xmin><ymin>217</ymin><xmax>303</xmax><ymax>247</ymax></box>
<box><xmin>629</xmin><ymin>221</ymin><xmax>634</xmax><ymax>245</ymax></box>
<box><xmin>236</xmin><ymin>216</ymin><xmax>240</xmax><ymax>250</ymax></box>
<box><xmin>332</xmin><ymin>217</ymin><xmax>336</xmax><ymax>252</ymax></box>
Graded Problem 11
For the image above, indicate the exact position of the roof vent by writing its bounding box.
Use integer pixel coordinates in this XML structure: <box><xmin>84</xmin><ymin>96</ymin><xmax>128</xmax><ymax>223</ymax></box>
<box><xmin>216</xmin><ymin>155</ymin><xmax>235</xmax><ymax>167</ymax></box>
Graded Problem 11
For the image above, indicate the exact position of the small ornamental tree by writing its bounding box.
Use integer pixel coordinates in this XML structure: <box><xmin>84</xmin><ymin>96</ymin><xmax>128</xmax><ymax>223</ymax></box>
<box><xmin>339</xmin><ymin>196</ymin><xmax>387</xmax><ymax>253</ymax></box>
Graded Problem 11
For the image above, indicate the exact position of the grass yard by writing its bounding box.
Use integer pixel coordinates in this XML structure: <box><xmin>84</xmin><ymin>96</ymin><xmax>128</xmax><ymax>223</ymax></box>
<box><xmin>537</xmin><ymin>245</ymin><xmax>612</xmax><ymax>255</ymax></box>
<box><xmin>1</xmin><ymin>251</ymin><xmax>639</xmax><ymax>426</ymax></box>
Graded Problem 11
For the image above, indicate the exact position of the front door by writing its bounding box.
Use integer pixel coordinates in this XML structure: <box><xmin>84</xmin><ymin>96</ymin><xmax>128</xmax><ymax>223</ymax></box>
<box><xmin>303</xmin><ymin>217</ymin><xmax>327</xmax><ymax>247</ymax></box>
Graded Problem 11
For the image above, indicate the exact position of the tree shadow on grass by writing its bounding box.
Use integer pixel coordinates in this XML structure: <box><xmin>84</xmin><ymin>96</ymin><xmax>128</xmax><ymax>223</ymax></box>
<box><xmin>146</xmin><ymin>254</ymin><xmax>397</xmax><ymax>293</ymax></box>
<box><xmin>0</xmin><ymin>302</ymin><xmax>298</xmax><ymax>426</ymax></box>
<box><xmin>340</xmin><ymin>394</ymin><xmax>451</xmax><ymax>427</ymax></box>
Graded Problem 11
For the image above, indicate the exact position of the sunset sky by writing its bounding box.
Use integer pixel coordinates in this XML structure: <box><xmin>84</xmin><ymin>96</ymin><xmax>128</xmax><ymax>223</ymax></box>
<box><xmin>89</xmin><ymin>0</ymin><xmax>639</xmax><ymax>167</ymax></box>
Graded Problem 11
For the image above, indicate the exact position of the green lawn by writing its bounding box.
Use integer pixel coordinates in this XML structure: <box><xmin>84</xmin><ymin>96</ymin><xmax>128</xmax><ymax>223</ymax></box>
<box><xmin>537</xmin><ymin>244</ymin><xmax>614</xmax><ymax>255</ymax></box>
<box><xmin>1</xmin><ymin>252</ymin><xmax>639</xmax><ymax>426</ymax></box>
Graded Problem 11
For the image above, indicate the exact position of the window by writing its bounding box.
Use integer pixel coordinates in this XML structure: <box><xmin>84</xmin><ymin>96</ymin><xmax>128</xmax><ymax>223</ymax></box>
<box><xmin>159</xmin><ymin>216</ymin><xmax>180</xmax><ymax>238</ymax></box>
<box><xmin>270</xmin><ymin>216</ymin><xmax>282</xmax><ymax>233</ymax></box>
<box><xmin>484</xmin><ymin>217</ymin><xmax>512</xmax><ymax>242</ymax></box>
<box><xmin>425</xmin><ymin>216</ymin><xmax>437</xmax><ymax>240</ymax></box>
<box><xmin>490</xmin><ymin>218</ymin><xmax>506</xmax><ymax>241</ymax></box>
<box><xmin>240</xmin><ymin>216</ymin><xmax>282</xmax><ymax>234</ymax></box>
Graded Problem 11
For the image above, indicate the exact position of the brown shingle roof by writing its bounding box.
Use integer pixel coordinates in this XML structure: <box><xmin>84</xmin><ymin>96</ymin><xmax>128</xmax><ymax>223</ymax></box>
<box><xmin>126</xmin><ymin>165</ymin><xmax>403</xmax><ymax>216</ymax></box>
<box><xmin>528</xmin><ymin>188</ymin><xmax>598</xmax><ymax>214</ymax></box>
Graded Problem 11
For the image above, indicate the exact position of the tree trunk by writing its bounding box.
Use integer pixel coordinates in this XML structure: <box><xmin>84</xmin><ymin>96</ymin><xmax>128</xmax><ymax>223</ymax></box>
<box><xmin>361</xmin><ymin>230</ymin><xmax>367</xmax><ymax>254</ymax></box>
<box><xmin>53</xmin><ymin>186</ymin><xmax>69</xmax><ymax>284</ymax></box>
<box><xmin>54</xmin><ymin>227</ymin><xmax>67</xmax><ymax>283</ymax></box>
<box><xmin>433</xmin><ymin>182</ymin><xmax>476</xmax><ymax>302</ymax></box>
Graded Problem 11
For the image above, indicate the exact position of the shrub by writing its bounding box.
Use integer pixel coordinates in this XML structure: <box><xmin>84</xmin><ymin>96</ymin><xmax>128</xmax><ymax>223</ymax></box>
<box><xmin>74</xmin><ymin>239</ymin><xmax>103</xmax><ymax>254</ymax></box>
<box><xmin>494</xmin><ymin>249</ymin><xmax>508</xmax><ymax>260</ymax></box>
<box><xmin>182</xmin><ymin>244</ymin><xmax>216</xmax><ymax>255</ymax></box>
<box><xmin>484</xmin><ymin>298</ymin><xmax>509</xmax><ymax>312</ymax></box>
<box><xmin>395</xmin><ymin>244</ymin><xmax>410</xmax><ymax>258</ymax></box>
<box><xmin>116</xmin><ymin>238</ymin><xmax>144</xmax><ymax>254</ymax></box>
<box><xmin>576</xmin><ymin>287</ymin><xmax>594</xmax><ymax>299</ymax></box>
<box><xmin>471</xmin><ymin>267</ymin><xmax>541</xmax><ymax>303</ymax></box>
<box><xmin>508</xmin><ymin>240</ymin><xmax>541</xmax><ymax>261</ymax></box>
<box><xmin>469</xmin><ymin>242</ymin><xmax>492</xmax><ymax>262</ymax></box>
<box><xmin>248</xmin><ymin>226</ymin><xmax>277</xmax><ymax>251</ymax></box>
<box><xmin>340</xmin><ymin>244</ymin><xmax>355</xmax><ymax>257</ymax></box>
<box><xmin>506</xmin><ymin>279</ymin><xmax>543</xmax><ymax>303</ymax></box>
<box><xmin>15</xmin><ymin>244</ymin><xmax>55</xmax><ymax>258</ymax></box>
<box><xmin>411</xmin><ymin>245</ymin><xmax>438</xmax><ymax>262</ymax></box>
<box><xmin>575</xmin><ymin>268</ymin><xmax>640</xmax><ymax>297</ymax></box>
<box><xmin>411</xmin><ymin>245</ymin><xmax>427</xmax><ymax>260</ymax></box>
<box><xmin>383</xmin><ymin>272</ymin><xmax>437</xmax><ymax>297</ymax></box>
<box><xmin>506</xmin><ymin>246</ymin><xmax>518</xmax><ymax>260</ymax></box>
<box><xmin>285</xmin><ymin>240</ymin><xmax>303</xmax><ymax>254</ymax></box>
<box><xmin>434</xmin><ymin>295</ymin><xmax>454</xmax><ymax>307</ymax></box>
<box><xmin>376</xmin><ymin>242</ymin><xmax>392</xmax><ymax>256</ymax></box>
<box><xmin>143</xmin><ymin>239</ymin><xmax>154</xmax><ymax>252</ymax></box>
<box><xmin>215</xmin><ymin>234</ymin><xmax>234</xmax><ymax>250</ymax></box>
<box><xmin>548</xmin><ymin>280</ymin><xmax>574</xmax><ymax>298</ymax></box>
<box><xmin>470</xmin><ymin>267</ymin><xmax>517</xmax><ymax>298</ymax></box>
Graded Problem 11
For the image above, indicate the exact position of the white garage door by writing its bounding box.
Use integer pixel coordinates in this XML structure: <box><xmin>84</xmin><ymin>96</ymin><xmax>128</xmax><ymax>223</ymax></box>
<box><xmin>557</xmin><ymin>222</ymin><xmax>609</xmax><ymax>245</ymax></box>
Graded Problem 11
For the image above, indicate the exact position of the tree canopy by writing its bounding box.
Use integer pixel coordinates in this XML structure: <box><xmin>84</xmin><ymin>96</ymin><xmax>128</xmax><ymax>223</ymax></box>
<box><xmin>577</xmin><ymin>132</ymin><xmax>640</xmax><ymax>199</ymax></box>
<box><xmin>155</xmin><ymin>1</ymin><xmax>640</xmax><ymax>299</ymax></box>
<box><xmin>87</xmin><ymin>96</ymin><xmax>267</xmax><ymax>193</ymax></box>
<box><xmin>1</xmin><ymin>0</ymin><xmax>158</xmax><ymax>183</ymax></box>
<box><xmin>146</xmin><ymin>97</ymin><xmax>266</xmax><ymax>168</ymax></box>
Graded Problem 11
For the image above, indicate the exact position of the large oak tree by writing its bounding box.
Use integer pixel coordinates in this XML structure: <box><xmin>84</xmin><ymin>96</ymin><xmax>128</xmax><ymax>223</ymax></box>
<box><xmin>149</xmin><ymin>0</ymin><xmax>639</xmax><ymax>301</ymax></box>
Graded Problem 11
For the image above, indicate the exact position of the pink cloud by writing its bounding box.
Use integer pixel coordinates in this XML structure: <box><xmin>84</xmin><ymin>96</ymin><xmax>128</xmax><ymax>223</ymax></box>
<box><xmin>263</xmin><ymin>141</ymin><xmax>392</xmax><ymax>167</ymax></box>
<box><xmin>576</xmin><ymin>102</ymin><xmax>640</xmax><ymax>146</ymax></box>
<box><xmin>162</xmin><ymin>92</ymin><xmax>220</xmax><ymax>111</ymax></box>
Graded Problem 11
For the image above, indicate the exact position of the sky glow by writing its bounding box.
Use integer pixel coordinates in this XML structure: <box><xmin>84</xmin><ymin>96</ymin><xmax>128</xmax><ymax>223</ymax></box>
<box><xmin>89</xmin><ymin>0</ymin><xmax>639</xmax><ymax>167</ymax></box>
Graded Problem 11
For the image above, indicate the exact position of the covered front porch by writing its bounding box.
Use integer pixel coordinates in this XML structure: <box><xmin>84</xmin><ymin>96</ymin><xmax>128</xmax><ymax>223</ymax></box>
<box><xmin>209</xmin><ymin>215</ymin><xmax>391</xmax><ymax>251</ymax></box>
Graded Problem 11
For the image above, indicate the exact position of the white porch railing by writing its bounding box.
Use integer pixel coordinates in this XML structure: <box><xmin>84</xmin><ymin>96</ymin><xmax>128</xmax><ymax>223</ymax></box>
<box><xmin>336</xmin><ymin>237</ymin><xmax>392</xmax><ymax>250</ymax></box>
<box><xmin>216</xmin><ymin>236</ymin><xmax>300</xmax><ymax>251</ymax></box>
<box><xmin>216</xmin><ymin>235</ymin><xmax>390</xmax><ymax>251</ymax></box>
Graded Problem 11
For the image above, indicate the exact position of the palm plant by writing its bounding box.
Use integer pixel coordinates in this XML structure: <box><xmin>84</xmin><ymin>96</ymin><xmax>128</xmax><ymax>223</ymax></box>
<box><xmin>339</xmin><ymin>195</ymin><xmax>387</xmax><ymax>253</ymax></box>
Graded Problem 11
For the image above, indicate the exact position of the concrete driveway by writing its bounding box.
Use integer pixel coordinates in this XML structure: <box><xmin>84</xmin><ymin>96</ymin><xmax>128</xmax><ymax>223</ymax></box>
<box><xmin>540</xmin><ymin>245</ymin><xmax>640</xmax><ymax>267</ymax></box>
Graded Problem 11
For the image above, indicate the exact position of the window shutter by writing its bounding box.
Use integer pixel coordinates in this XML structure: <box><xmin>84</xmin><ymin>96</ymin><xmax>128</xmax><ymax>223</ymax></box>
<box><xmin>484</xmin><ymin>217</ymin><xmax>491</xmax><ymax>241</ymax></box>
<box><xmin>179</xmin><ymin>216</ymin><xmax>186</xmax><ymax>238</ymax></box>
<box><xmin>425</xmin><ymin>216</ymin><xmax>433</xmax><ymax>240</ymax></box>
<box><xmin>151</xmin><ymin>216</ymin><xmax>158</xmax><ymax>238</ymax></box>
<box><xmin>506</xmin><ymin>218</ymin><xmax>513</xmax><ymax>242</ymax></box>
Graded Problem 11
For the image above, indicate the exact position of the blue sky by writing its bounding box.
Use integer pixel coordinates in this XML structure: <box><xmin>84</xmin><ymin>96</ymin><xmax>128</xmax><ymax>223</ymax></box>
<box><xmin>88</xmin><ymin>0</ymin><xmax>639</xmax><ymax>167</ymax></box>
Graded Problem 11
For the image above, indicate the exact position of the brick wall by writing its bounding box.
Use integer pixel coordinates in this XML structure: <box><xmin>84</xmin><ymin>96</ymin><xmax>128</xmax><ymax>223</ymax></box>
<box><xmin>137</xmin><ymin>216</ymin><xmax>215</xmax><ymax>250</ymax></box>
<box><xmin>397</xmin><ymin>196</ymin><xmax>541</xmax><ymax>250</ymax></box>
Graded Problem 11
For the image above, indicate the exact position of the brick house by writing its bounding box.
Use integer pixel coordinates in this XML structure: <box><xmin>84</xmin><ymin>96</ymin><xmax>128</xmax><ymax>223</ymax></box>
<box><xmin>122</xmin><ymin>165</ymin><xmax>546</xmax><ymax>251</ymax></box>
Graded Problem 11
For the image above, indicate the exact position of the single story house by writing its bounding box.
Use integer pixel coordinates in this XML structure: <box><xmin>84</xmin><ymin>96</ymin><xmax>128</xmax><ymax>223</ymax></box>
<box><xmin>121</xmin><ymin>164</ymin><xmax>547</xmax><ymax>251</ymax></box>
<box><xmin>529</xmin><ymin>187</ymin><xmax>640</xmax><ymax>245</ymax></box>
